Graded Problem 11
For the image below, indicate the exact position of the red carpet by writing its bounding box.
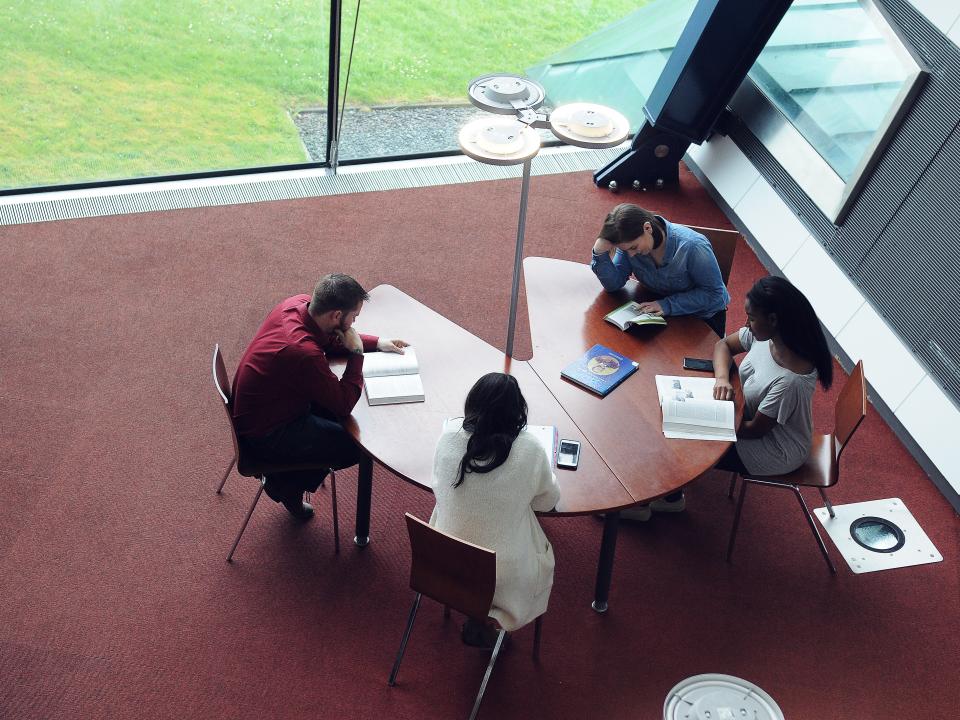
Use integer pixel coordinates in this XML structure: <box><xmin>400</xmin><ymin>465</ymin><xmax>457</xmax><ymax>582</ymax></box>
<box><xmin>1</xmin><ymin>164</ymin><xmax>957</xmax><ymax>719</ymax></box>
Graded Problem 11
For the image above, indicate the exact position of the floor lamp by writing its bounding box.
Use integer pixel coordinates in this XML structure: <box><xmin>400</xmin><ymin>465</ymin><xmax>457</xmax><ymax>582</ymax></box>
<box><xmin>458</xmin><ymin>74</ymin><xmax>629</xmax><ymax>357</ymax></box>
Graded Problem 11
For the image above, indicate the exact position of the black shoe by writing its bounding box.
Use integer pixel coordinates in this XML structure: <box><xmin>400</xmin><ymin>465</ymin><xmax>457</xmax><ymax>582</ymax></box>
<box><xmin>281</xmin><ymin>497</ymin><xmax>315</xmax><ymax>521</ymax></box>
<box><xmin>461</xmin><ymin>619</ymin><xmax>499</xmax><ymax>650</ymax></box>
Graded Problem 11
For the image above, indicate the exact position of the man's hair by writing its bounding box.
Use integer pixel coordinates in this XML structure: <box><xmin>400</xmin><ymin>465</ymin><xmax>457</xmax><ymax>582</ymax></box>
<box><xmin>598</xmin><ymin>203</ymin><xmax>664</xmax><ymax>248</ymax></box>
<box><xmin>309</xmin><ymin>273</ymin><xmax>369</xmax><ymax>315</ymax></box>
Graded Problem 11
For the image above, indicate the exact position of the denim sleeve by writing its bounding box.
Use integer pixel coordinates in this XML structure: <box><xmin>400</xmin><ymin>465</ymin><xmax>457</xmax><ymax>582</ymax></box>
<box><xmin>590</xmin><ymin>250</ymin><xmax>633</xmax><ymax>292</ymax></box>
<box><xmin>659</xmin><ymin>244</ymin><xmax>730</xmax><ymax>317</ymax></box>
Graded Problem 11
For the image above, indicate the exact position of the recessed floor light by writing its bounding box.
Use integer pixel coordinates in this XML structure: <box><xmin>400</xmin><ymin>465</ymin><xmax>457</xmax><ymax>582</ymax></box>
<box><xmin>664</xmin><ymin>674</ymin><xmax>783</xmax><ymax>720</ymax></box>
<box><xmin>815</xmin><ymin>498</ymin><xmax>942</xmax><ymax>574</ymax></box>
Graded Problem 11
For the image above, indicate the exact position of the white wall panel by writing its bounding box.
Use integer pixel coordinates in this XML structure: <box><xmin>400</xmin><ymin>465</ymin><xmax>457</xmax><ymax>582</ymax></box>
<box><xmin>685</xmin><ymin>136</ymin><xmax>759</xmax><ymax>209</ymax></box>
<box><xmin>906</xmin><ymin>0</ymin><xmax>960</xmax><ymax>35</ymax></box>
<box><xmin>948</xmin><ymin>15</ymin><xmax>960</xmax><ymax>47</ymax></box>
<box><xmin>733</xmin><ymin>177</ymin><xmax>809</xmax><ymax>267</ymax></box>
<box><xmin>896</xmin><ymin>375</ymin><xmax>960</xmax><ymax>493</ymax></box>
<box><xmin>836</xmin><ymin>302</ymin><xmax>926</xmax><ymax>410</ymax></box>
<box><xmin>781</xmin><ymin>237</ymin><xmax>865</xmax><ymax>337</ymax></box>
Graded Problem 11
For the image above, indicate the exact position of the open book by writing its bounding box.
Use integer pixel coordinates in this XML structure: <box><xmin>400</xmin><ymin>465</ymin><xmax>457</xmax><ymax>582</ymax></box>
<box><xmin>604</xmin><ymin>301</ymin><xmax>667</xmax><ymax>331</ymax></box>
<box><xmin>362</xmin><ymin>348</ymin><xmax>425</xmax><ymax>405</ymax></box>
<box><xmin>443</xmin><ymin>418</ymin><xmax>557</xmax><ymax>467</ymax></box>
<box><xmin>654</xmin><ymin>374</ymin><xmax>735</xmax><ymax>441</ymax></box>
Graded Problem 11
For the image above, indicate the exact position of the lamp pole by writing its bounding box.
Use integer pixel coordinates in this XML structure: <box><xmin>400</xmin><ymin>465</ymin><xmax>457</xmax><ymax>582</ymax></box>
<box><xmin>459</xmin><ymin>74</ymin><xmax>629</xmax><ymax>357</ymax></box>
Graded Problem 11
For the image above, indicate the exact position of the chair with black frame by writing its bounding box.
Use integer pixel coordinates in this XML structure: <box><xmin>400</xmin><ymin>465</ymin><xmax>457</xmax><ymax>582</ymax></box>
<box><xmin>726</xmin><ymin>361</ymin><xmax>867</xmax><ymax>573</ymax></box>
<box><xmin>389</xmin><ymin>513</ymin><xmax>544</xmax><ymax>720</ymax></box>
<box><xmin>212</xmin><ymin>344</ymin><xmax>339</xmax><ymax>561</ymax></box>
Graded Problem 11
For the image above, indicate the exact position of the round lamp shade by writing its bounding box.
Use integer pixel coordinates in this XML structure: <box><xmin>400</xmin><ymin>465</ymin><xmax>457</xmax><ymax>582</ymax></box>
<box><xmin>467</xmin><ymin>73</ymin><xmax>546</xmax><ymax>114</ymax></box>
<box><xmin>549</xmin><ymin>102</ymin><xmax>630</xmax><ymax>148</ymax></box>
<box><xmin>458</xmin><ymin>117</ymin><xmax>540</xmax><ymax>166</ymax></box>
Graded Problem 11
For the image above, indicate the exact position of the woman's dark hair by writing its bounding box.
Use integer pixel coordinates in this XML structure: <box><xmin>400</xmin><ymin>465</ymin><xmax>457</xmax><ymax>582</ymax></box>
<box><xmin>747</xmin><ymin>276</ymin><xmax>833</xmax><ymax>389</ymax></box>
<box><xmin>598</xmin><ymin>203</ymin><xmax>664</xmax><ymax>248</ymax></box>
<box><xmin>453</xmin><ymin>373</ymin><xmax>528</xmax><ymax>488</ymax></box>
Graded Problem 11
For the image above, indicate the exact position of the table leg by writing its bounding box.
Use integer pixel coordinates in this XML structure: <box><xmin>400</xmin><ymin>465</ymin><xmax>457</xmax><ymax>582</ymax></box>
<box><xmin>354</xmin><ymin>455</ymin><xmax>373</xmax><ymax>547</ymax></box>
<box><xmin>592</xmin><ymin>511</ymin><xmax>620</xmax><ymax>613</ymax></box>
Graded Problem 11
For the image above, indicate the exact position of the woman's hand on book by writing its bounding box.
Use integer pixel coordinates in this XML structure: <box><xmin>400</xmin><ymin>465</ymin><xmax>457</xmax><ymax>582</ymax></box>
<box><xmin>713</xmin><ymin>378</ymin><xmax>735</xmax><ymax>401</ymax></box>
<box><xmin>377</xmin><ymin>338</ymin><xmax>410</xmax><ymax>354</ymax></box>
<box><xmin>636</xmin><ymin>301</ymin><xmax>663</xmax><ymax>316</ymax></box>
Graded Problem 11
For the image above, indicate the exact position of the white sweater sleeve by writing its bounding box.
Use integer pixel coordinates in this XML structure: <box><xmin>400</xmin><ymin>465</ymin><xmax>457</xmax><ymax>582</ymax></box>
<box><xmin>529</xmin><ymin>444</ymin><xmax>561</xmax><ymax>512</ymax></box>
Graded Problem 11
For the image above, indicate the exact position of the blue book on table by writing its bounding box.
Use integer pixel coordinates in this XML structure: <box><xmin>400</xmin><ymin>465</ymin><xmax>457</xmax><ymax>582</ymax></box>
<box><xmin>560</xmin><ymin>344</ymin><xmax>639</xmax><ymax>397</ymax></box>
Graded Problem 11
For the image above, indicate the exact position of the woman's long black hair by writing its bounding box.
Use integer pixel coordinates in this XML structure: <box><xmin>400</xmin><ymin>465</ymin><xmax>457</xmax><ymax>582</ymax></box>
<box><xmin>747</xmin><ymin>276</ymin><xmax>833</xmax><ymax>389</ymax></box>
<box><xmin>453</xmin><ymin>372</ymin><xmax>528</xmax><ymax>488</ymax></box>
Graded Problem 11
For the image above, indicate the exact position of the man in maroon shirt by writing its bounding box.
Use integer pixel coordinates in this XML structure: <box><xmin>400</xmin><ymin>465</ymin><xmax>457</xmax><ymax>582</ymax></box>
<box><xmin>233</xmin><ymin>273</ymin><xmax>407</xmax><ymax>521</ymax></box>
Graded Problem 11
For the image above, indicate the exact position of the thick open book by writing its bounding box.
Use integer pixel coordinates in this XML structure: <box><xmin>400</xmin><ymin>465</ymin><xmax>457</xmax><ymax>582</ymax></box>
<box><xmin>443</xmin><ymin>418</ymin><xmax>557</xmax><ymax>467</ymax></box>
<box><xmin>654</xmin><ymin>374</ymin><xmax>735</xmax><ymax>441</ymax></box>
<box><xmin>362</xmin><ymin>348</ymin><xmax>425</xmax><ymax>405</ymax></box>
<box><xmin>604</xmin><ymin>301</ymin><xmax>667</xmax><ymax>331</ymax></box>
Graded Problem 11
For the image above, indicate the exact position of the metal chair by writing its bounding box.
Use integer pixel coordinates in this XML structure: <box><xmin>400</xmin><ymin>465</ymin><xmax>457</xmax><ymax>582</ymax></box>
<box><xmin>212</xmin><ymin>344</ymin><xmax>339</xmax><ymax>561</ymax></box>
<box><xmin>688</xmin><ymin>224</ymin><xmax>740</xmax><ymax>285</ymax></box>
<box><xmin>389</xmin><ymin>514</ymin><xmax>543</xmax><ymax>720</ymax></box>
<box><xmin>727</xmin><ymin>361</ymin><xmax>867</xmax><ymax>573</ymax></box>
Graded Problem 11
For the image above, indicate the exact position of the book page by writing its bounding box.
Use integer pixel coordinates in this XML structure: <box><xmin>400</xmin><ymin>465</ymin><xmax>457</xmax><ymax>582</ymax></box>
<box><xmin>604</xmin><ymin>301</ymin><xmax>643</xmax><ymax>330</ymax></box>
<box><xmin>655</xmin><ymin>375</ymin><xmax>718</xmax><ymax>405</ymax></box>
<box><xmin>525</xmin><ymin>425</ymin><xmax>557</xmax><ymax>467</ymax></box>
<box><xmin>662</xmin><ymin>397</ymin><xmax>735</xmax><ymax>432</ymax></box>
<box><xmin>364</xmin><ymin>373</ymin><xmax>424</xmax><ymax>404</ymax></box>
<box><xmin>362</xmin><ymin>347</ymin><xmax>419</xmax><ymax>378</ymax></box>
<box><xmin>625</xmin><ymin>313</ymin><xmax>665</xmax><ymax>327</ymax></box>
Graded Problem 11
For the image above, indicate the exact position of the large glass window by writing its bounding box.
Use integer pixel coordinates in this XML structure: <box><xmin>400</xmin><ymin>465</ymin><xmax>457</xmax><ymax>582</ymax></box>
<box><xmin>525</xmin><ymin>0</ymin><xmax>698</xmax><ymax>132</ymax></box>
<box><xmin>333</xmin><ymin>0</ymin><xmax>641</xmax><ymax>162</ymax></box>
<box><xmin>733</xmin><ymin>0</ymin><xmax>926</xmax><ymax>222</ymax></box>
<box><xmin>1</xmin><ymin>2</ymin><xmax>327</xmax><ymax>191</ymax></box>
<box><xmin>529</xmin><ymin>0</ymin><xmax>926</xmax><ymax>223</ymax></box>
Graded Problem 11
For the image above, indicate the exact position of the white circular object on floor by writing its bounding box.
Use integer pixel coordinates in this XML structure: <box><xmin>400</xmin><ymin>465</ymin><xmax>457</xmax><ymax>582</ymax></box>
<box><xmin>664</xmin><ymin>674</ymin><xmax>784</xmax><ymax>720</ymax></box>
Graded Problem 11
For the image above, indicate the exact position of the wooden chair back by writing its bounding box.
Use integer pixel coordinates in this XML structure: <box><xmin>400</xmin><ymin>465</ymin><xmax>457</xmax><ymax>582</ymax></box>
<box><xmin>688</xmin><ymin>225</ymin><xmax>740</xmax><ymax>285</ymax></box>
<box><xmin>212</xmin><ymin>344</ymin><xmax>242</xmax><ymax>463</ymax></box>
<box><xmin>404</xmin><ymin>513</ymin><xmax>496</xmax><ymax>621</ymax></box>
<box><xmin>835</xmin><ymin>360</ymin><xmax>867</xmax><ymax>456</ymax></box>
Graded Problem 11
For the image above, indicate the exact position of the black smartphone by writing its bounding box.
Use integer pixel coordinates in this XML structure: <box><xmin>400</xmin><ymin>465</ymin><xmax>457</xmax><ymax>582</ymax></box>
<box><xmin>557</xmin><ymin>439</ymin><xmax>581</xmax><ymax>470</ymax></box>
<box><xmin>682</xmin><ymin>357</ymin><xmax>714</xmax><ymax>372</ymax></box>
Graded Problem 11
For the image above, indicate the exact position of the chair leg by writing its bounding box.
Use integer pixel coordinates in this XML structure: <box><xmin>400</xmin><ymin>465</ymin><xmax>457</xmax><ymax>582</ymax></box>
<box><xmin>726</xmin><ymin>478</ymin><xmax>749</xmax><ymax>562</ymax></box>
<box><xmin>469</xmin><ymin>629</ymin><xmax>507</xmax><ymax>720</ymax></box>
<box><xmin>329</xmin><ymin>470</ymin><xmax>340</xmax><ymax>555</ymax></box>
<box><xmin>792</xmin><ymin>487</ymin><xmax>837</xmax><ymax>574</ymax></box>
<box><xmin>818</xmin><ymin>487</ymin><xmax>835</xmax><ymax>518</ymax></box>
<box><xmin>533</xmin><ymin>616</ymin><xmax>542</xmax><ymax>661</ymax></box>
<box><xmin>227</xmin><ymin>481</ymin><xmax>265</xmax><ymax>562</ymax></box>
<box><xmin>216</xmin><ymin>457</ymin><xmax>236</xmax><ymax>494</ymax></box>
<box><xmin>389</xmin><ymin>593</ymin><xmax>422</xmax><ymax>686</ymax></box>
<box><xmin>727</xmin><ymin>471</ymin><xmax>738</xmax><ymax>499</ymax></box>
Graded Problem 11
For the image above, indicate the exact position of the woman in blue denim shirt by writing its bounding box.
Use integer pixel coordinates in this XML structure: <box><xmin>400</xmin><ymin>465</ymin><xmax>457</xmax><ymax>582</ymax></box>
<box><xmin>591</xmin><ymin>203</ymin><xmax>730</xmax><ymax>337</ymax></box>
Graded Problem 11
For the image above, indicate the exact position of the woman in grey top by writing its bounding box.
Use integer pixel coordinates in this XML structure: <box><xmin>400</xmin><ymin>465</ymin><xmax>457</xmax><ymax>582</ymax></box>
<box><xmin>712</xmin><ymin>276</ymin><xmax>833</xmax><ymax>476</ymax></box>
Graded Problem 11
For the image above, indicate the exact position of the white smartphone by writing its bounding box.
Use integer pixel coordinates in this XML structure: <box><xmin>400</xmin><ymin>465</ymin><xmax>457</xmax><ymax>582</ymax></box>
<box><xmin>557</xmin><ymin>439</ymin><xmax>581</xmax><ymax>470</ymax></box>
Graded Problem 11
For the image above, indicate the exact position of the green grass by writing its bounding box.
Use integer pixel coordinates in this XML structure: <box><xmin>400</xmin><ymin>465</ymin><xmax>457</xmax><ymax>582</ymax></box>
<box><xmin>0</xmin><ymin>0</ymin><xmax>643</xmax><ymax>190</ymax></box>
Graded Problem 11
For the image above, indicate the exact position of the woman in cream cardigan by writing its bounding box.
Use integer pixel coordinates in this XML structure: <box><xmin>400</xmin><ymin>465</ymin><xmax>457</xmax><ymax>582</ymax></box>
<box><xmin>430</xmin><ymin>372</ymin><xmax>561</xmax><ymax>648</ymax></box>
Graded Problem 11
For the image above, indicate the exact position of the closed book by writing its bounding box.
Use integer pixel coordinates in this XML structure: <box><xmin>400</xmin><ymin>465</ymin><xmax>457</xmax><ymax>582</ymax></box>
<box><xmin>560</xmin><ymin>344</ymin><xmax>638</xmax><ymax>397</ymax></box>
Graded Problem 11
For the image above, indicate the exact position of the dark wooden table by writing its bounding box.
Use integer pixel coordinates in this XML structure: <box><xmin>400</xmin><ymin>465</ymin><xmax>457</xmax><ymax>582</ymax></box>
<box><xmin>523</xmin><ymin>257</ymin><xmax>743</xmax><ymax>610</ymax></box>
<box><xmin>346</xmin><ymin>266</ymin><xmax>740</xmax><ymax>612</ymax></box>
